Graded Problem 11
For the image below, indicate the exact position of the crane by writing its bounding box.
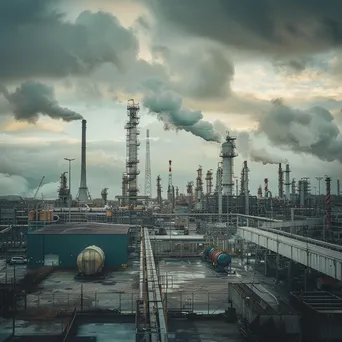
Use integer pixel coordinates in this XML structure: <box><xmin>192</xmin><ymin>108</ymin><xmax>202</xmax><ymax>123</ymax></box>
<box><xmin>33</xmin><ymin>176</ymin><xmax>45</xmax><ymax>199</ymax></box>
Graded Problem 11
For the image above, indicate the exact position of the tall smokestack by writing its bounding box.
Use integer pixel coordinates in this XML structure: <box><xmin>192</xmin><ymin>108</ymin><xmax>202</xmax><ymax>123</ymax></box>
<box><xmin>284</xmin><ymin>164</ymin><xmax>291</xmax><ymax>200</ymax></box>
<box><xmin>337</xmin><ymin>179</ymin><xmax>340</xmax><ymax>196</ymax></box>
<box><xmin>77</xmin><ymin>119</ymin><xmax>91</xmax><ymax>202</ymax></box>
<box><xmin>264</xmin><ymin>178</ymin><xmax>268</xmax><ymax>198</ymax></box>
<box><xmin>278</xmin><ymin>163</ymin><xmax>284</xmax><ymax>198</ymax></box>
<box><xmin>325</xmin><ymin>177</ymin><xmax>332</xmax><ymax>240</ymax></box>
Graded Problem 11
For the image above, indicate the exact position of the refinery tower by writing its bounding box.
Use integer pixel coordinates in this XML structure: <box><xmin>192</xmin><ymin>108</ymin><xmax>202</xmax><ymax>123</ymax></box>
<box><xmin>221</xmin><ymin>133</ymin><xmax>237</xmax><ymax>196</ymax></box>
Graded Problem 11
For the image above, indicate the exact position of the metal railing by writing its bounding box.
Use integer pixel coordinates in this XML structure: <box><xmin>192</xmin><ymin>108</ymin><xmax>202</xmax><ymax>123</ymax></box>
<box><xmin>17</xmin><ymin>290</ymin><xmax>231</xmax><ymax>315</ymax></box>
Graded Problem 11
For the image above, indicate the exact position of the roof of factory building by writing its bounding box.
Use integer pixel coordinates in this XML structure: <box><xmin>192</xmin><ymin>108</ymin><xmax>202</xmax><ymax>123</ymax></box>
<box><xmin>31</xmin><ymin>222</ymin><xmax>130</xmax><ymax>235</ymax></box>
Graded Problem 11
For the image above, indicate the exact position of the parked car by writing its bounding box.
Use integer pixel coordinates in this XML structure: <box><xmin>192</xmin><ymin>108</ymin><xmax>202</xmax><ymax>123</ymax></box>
<box><xmin>9</xmin><ymin>256</ymin><xmax>27</xmax><ymax>265</ymax></box>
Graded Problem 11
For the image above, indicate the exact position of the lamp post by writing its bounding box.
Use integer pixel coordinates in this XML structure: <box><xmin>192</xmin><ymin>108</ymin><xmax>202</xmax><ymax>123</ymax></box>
<box><xmin>64</xmin><ymin>158</ymin><xmax>75</xmax><ymax>198</ymax></box>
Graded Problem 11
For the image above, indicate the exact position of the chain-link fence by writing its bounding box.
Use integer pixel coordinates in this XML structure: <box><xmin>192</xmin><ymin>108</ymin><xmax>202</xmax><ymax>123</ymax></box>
<box><xmin>18</xmin><ymin>292</ymin><xmax>139</xmax><ymax>313</ymax></box>
<box><xmin>16</xmin><ymin>290</ymin><xmax>231</xmax><ymax>315</ymax></box>
<box><xmin>164</xmin><ymin>291</ymin><xmax>229</xmax><ymax>314</ymax></box>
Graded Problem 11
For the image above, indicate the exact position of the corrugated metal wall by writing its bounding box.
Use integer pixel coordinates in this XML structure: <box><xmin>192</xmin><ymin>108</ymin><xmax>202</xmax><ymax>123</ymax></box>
<box><xmin>27</xmin><ymin>234</ymin><xmax>129</xmax><ymax>268</ymax></box>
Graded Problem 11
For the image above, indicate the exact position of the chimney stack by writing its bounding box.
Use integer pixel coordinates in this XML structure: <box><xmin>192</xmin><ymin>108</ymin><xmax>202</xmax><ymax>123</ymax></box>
<box><xmin>77</xmin><ymin>119</ymin><xmax>91</xmax><ymax>202</ymax></box>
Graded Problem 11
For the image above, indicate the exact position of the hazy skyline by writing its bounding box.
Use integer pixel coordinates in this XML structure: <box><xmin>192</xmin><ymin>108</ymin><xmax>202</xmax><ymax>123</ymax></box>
<box><xmin>1</xmin><ymin>0</ymin><xmax>342</xmax><ymax>199</ymax></box>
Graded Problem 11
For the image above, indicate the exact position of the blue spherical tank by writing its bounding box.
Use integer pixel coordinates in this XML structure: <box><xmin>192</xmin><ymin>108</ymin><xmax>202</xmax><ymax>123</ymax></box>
<box><xmin>205</xmin><ymin>246</ymin><xmax>214</xmax><ymax>257</ymax></box>
<box><xmin>217</xmin><ymin>253</ymin><xmax>232</xmax><ymax>267</ymax></box>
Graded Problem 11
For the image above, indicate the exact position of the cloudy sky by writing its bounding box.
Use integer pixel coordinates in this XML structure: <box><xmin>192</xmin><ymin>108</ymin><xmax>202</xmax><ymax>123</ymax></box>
<box><xmin>1</xmin><ymin>0</ymin><xmax>342</xmax><ymax>200</ymax></box>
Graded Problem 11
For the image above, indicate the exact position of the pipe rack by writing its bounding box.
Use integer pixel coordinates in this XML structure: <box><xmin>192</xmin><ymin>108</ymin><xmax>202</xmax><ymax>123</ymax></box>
<box><xmin>139</xmin><ymin>228</ymin><xmax>168</xmax><ymax>341</ymax></box>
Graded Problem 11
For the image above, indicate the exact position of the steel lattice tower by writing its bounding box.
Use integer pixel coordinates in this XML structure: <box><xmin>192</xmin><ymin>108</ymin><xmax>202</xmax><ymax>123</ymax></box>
<box><xmin>144</xmin><ymin>129</ymin><xmax>152</xmax><ymax>201</ymax></box>
<box><xmin>125</xmin><ymin>99</ymin><xmax>140</xmax><ymax>206</ymax></box>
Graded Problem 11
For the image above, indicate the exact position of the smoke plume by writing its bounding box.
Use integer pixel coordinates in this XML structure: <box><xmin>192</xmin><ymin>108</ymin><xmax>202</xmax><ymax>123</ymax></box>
<box><xmin>0</xmin><ymin>81</ymin><xmax>83</xmax><ymax>123</ymax></box>
<box><xmin>142</xmin><ymin>79</ymin><xmax>222</xmax><ymax>142</ymax></box>
<box><xmin>259</xmin><ymin>99</ymin><xmax>342</xmax><ymax>163</ymax></box>
<box><xmin>250</xmin><ymin>148</ymin><xmax>284</xmax><ymax>165</ymax></box>
<box><xmin>236</xmin><ymin>131</ymin><xmax>251</xmax><ymax>159</ymax></box>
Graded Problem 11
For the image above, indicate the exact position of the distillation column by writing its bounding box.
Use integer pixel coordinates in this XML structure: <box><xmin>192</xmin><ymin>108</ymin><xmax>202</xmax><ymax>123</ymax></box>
<box><xmin>216</xmin><ymin>163</ymin><xmax>223</xmax><ymax>220</ymax></box>
<box><xmin>221</xmin><ymin>134</ymin><xmax>237</xmax><ymax>196</ymax></box>
<box><xmin>156</xmin><ymin>175</ymin><xmax>162</xmax><ymax>207</ymax></box>
<box><xmin>205</xmin><ymin>170</ymin><xmax>213</xmax><ymax>195</ymax></box>
<box><xmin>186</xmin><ymin>181</ymin><xmax>193</xmax><ymax>209</ymax></box>
<box><xmin>284</xmin><ymin>164</ymin><xmax>291</xmax><ymax>200</ymax></box>
<box><xmin>125</xmin><ymin>99</ymin><xmax>140</xmax><ymax>206</ymax></box>
<box><xmin>243</xmin><ymin>161</ymin><xmax>249</xmax><ymax>215</ymax></box>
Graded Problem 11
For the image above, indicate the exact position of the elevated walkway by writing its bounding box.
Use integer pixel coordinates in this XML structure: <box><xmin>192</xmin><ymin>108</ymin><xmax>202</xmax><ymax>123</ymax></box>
<box><xmin>138</xmin><ymin>228</ymin><xmax>168</xmax><ymax>341</ymax></box>
<box><xmin>237</xmin><ymin>226</ymin><xmax>342</xmax><ymax>280</ymax></box>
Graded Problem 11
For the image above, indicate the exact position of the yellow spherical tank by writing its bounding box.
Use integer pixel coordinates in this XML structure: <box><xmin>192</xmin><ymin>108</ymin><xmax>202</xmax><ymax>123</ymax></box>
<box><xmin>77</xmin><ymin>245</ymin><xmax>105</xmax><ymax>276</ymax></box>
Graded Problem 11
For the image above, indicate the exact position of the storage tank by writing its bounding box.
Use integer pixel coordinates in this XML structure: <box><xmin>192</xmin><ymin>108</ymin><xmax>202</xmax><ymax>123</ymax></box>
<box><xmin>28</xmin><ymin>210</ymin><xmax>36</xmax><ymax>221</ymax></box>
<box><xmin>77</xmin><ymin>245</ymin><xmax>105</xmax><ymax>276</ymax></box>
<box><xmin>39</xmin><ymin>210</ymin><xmax>52</xmax><ymax>221</ymax></box>
<box><xmin>204</xmin><ymin>246</ymin><xmax>214</xmax><ymax>257</ymax></box>
<box><xmin>209</xmin><ymin>248</ymin><xmax>231</xmax><ymax>268</ymax></box>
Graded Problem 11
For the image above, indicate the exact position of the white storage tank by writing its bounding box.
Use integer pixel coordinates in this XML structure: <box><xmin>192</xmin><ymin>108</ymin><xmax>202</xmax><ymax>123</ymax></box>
<box><xmin>77</xmin><ymin>245</ymin><xmax>105</xmax><ymax>276</ymax></box>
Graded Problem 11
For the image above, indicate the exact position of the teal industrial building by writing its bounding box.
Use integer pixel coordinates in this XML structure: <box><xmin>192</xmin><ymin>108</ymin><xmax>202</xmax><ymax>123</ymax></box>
<box><xmin>27</xmin><ymin>223</ymin><xmax>131</xmax><ymax>269</ymax></box>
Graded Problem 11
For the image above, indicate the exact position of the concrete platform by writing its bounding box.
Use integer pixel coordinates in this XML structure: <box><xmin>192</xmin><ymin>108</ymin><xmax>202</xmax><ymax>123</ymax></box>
<box><xmin>23</xmin><ymin>262</ymin><xmax>140</xmax><ymax>313</ymax></box>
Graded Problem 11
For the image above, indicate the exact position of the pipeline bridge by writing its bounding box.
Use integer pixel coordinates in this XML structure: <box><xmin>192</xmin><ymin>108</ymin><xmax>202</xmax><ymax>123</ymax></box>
<box><xmin>137</xmin><ymin>227</ymin><xmax>168</xmax><ymax>341</ymax></box>
<box><xmin>237</xmin><ymin>225</ymin><xmax>342</xmax><ymax>281</ymax></box>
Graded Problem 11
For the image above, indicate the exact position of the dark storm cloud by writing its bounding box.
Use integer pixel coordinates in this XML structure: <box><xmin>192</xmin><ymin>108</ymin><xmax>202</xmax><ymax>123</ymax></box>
<box><xmin>142</xmin><ymin>0</ymin><xmax>342</xmax><ymax>55</ymax></box>
<box><xmin>0</xmin><ymin>81</ymin><xmax>83</xmax><ymax>123</ymax></box>
<box><xmin>151</xmin><ymin>45</ymin><xmax>234</xmax><ymax>99</ymax></box>
<box><xmin>259</xmin><ymin>99</ymin><xmax>342</xmax><ymax>163</ymax></box>
<box><xmin>0</xmin><ymin>0</ymin><xmax>138</xmax><ymax>80</ymax></box>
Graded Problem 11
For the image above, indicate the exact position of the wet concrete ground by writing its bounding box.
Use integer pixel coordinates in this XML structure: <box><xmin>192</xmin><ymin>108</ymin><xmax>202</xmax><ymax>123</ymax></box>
<box><xmin>168</xmin><ymin>318</ymin><xmax>245</xmax><ymax>342</ymax></box>
<box><xmin>75</xmin><ymin>323</ymin><xmax>136</xmax><ymax>342</ymax></box>
<box><xmin>24</xmin><ymin>260</ymin><xmax>141</xmax><ymax>312</ymax></box>
<box><xmin>0</xmin><ymin>318</ymin><xmax>67</xmax><ymax>340</ymax></box>
<box><xmin>157</xmin><ymin>257</ymin><xmax>284</xmax><ymax>313</ymax></box>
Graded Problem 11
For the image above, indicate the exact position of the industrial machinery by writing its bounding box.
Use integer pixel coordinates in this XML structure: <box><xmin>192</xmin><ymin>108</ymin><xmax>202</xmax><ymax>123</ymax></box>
<box><xmin>204</xmin><ymin>246</ymin><xmax>231</xmax><ymax>272</ymax></box>
<box><xmin>77</xmin><ymin>245</ymin><xmax>105</xmax><ymax>276</ymax></box>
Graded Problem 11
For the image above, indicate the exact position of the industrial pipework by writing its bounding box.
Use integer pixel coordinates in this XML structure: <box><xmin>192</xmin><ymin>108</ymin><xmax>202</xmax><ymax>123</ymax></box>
<box><xmin>221</xmin><ymin>133</ymin><xmax>237</xmax><ymax>196</ymax></box>
<box><xmin>77</xmin><ymin>119</ymin><xmax>91</xmax><ymax>202</ymax></box>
